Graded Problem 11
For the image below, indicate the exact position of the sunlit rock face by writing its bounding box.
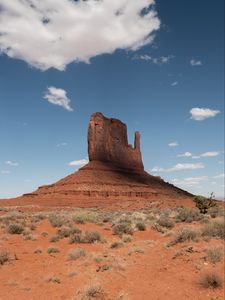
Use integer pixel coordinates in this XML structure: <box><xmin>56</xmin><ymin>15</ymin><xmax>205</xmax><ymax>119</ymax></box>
<box><xmin>88</xmin><ymin>112</ymin><xmax>144</xmax><ymax>172</ymax></box>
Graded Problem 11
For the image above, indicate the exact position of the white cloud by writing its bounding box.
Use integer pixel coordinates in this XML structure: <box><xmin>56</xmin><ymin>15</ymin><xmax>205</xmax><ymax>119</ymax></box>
<box><xmin>44</xmin><ymin>87</ymin><xmax>73</xmax><ymax>111</ymax></box>
<box><xmin>168</xmin><ymin>141</ymin><xmax>179</xmax><ymax>147</ymax></box>
<box><xmin>134</xmin><ymin>54</ymin><xmax>174</xmax><ymax>65</ymax></box>
<box><xmin>192</xmin><ymin>151</ymin><xmax>220</xmax><ymax>159</ymax></box>
<box><xmin>214</xmin><ymin>173</ymin><xmax>225</xmax><ymax>179</ymax></box>
<box><xmin>68</xmin><ymin>159</ymin><xmax>88</xmax><ymax>167</ymax></box>
<box><xmin>151</xmin><ymin>162</ymin><xmax>204</xmax><ymax>173</ymax></box>
<box><xmin>190</xmin><ymin>107</ymin><xmax>220</xmax><ymax>121</ymax></box>
<box><xmin>190</xmin><ymin>59</ymin><xmax>202</xmax><ymax>66</ymax></box>
<box><xmin>171</xmin><ymin>81</ymin><xmax>178</xmax><ymax>86</ymax></box>
<box><xmin>177</xmin><ymin>152</ymin><xmax>192</xmax><ymax>157</ymax></box>
<box><xmin>171</xmin><ymin>176</ymin><xmax>207</xmax><ymax>187</ymax></box>
<box><xmin>5</xmin><ymin>160</ymin><xmax>19</xmax><ymax>166</ymax></box>
<box><xmin>0</xmin><ymin>0</ymin><xmax>160</xmax><ymax>71</ymax></box>
<box><xmin>57</xmin><ymin>142</ymin><xmax>68</xmax><ymax>147</ymax></box>
<box><xmin>1</xmin><ymin>170</ymin><xmax>11</xmax><ymax>174</ymax></box>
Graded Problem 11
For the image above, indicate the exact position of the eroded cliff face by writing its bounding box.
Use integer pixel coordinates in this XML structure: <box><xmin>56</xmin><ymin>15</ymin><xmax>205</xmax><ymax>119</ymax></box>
<box><xmin>88</xmin><ymin>112</ymin><xmax>144</xmax><ymax>171</ymax></box>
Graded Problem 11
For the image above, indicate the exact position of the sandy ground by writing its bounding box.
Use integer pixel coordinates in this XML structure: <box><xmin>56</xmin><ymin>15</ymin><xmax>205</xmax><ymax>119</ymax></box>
<box><xmin>0</xmin><ymin>207</ymin><xmax>224</xmax><ymax>300</ymax></box>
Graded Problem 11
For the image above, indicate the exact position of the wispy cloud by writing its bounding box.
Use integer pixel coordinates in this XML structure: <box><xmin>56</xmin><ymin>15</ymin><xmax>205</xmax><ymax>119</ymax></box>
<box><xmin>151</xmin><ymin>162</ymin><xmax>204</xmax><ymax>173</ymax></box>
<box><xmin>68</xmin><ymin>159</ymin><xmax>88</xmax><ymax>167</ymax></box>
<box><xmin>214</xmin><ymin>173</ymin><xmax>225</xmax><ymax>179</ymax></box>
<box><xmin>5</xmin><ymin>160</ymin><xmax>19</xmax><ymax>166</ymax></box>
<box><xmin>168</xmin><ymin>141</ymin><xmax>179</xmax><ymax>147</ymax></box>
<box><xmin>56</xmin><ymin>142</ymin><xmax>68</xmax><ymax>147</ymax></box>
<box><xmin>0</xmin><ymin>0</ymin><xmax>160</xmax><ymax>71</ymax></box>
<box><xmin>178</xmin><ymin>151</ymin><xmax>220</xmax><ymax>159</ymax></box>
<box><xmin>190</xmin><ymin>107</ymin><xmax>220</xmax><ymax>121</ymax></box>
<box><xmin>171</xmin><ymin>176</ymin><xmax>207</xmax><ymax>187</ymax></box>
<box><xmin>1</xmin><ymin>170</ymin><xmax>11</xmax><ymax>174</ymax></box>
<box><xmin>133</xmin><ymin>54</ymin><xmax>174</xmax><ymax>65</ymax></box>
<box><xmin>44</xmin><ymin>87</ymin><xmax>73</xmax><ymax>111</ymax></box>
<box><xmin>177</xmin><ymin>152</ymin><xmax>192</xmax><ymax>157</ymax></box>
<box><xmin>171</xmin><ymin>81</ymin><xmax>178</xmax><ymax>86</ymax></box>
<box><xmin>190</xmin><ymin>59</ymin><xmax>202</xmax><ymax>66</ymax></box>
<box><xmin>192</xmin><ymin>151</ymin><xmax>220</xmax><ymax>159</ymax></box>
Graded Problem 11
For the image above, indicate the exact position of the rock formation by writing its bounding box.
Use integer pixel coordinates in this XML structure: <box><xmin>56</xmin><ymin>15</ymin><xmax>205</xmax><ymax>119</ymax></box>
<box><xmin>88</xmin><ymin>112</ymin><xmax>144</xmax><ymax>171</ymax></box>
<box><xmin>1</xmin><ymin>112</ymin><xmax>193</xmax><ymax>210</ymax></box>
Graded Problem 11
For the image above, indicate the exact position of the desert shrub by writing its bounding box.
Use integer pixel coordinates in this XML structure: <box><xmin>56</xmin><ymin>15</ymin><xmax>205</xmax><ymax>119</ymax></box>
<box><xmin>49</xmin><ymin>235</ymin><xmax>60</xmax><ymax>242</ymax></box>
<box><xmin>72</xmin><ymin>211</ymin><xmax>100</xmax><ymax>224</ymax></box>
<box><xmin>27</xmin><ymin>223</ymin><xmax>36</xmax><ymax>231</ymax></box>
<box><xmin>112</xmin><ymin>222</ymin><xmax>133</xmax><ymax>236</ymax></box>
<box><xmin>48</xmin><ymin>214</ymin><xmax>66</xmax><ymax>227</ymax></box>
<box><xmin>110</xmin><ymin>241</ymin><xmax>123</xmax><ymax>249</ymax></box>
<box><xmin>85</xmin><ymin>285</ymin><xmax>105</xmax><ymax>298</ymax></box>
<box><xmin>194</xmin><ymin>193</ymin><xmax>217</xmax><ymax>214</ymax></box>
<box><xmin>136</xmin><ymin>221</ymin><xmax>146</xmax><ymax>231</ymax></box>
<box><xmin>48</xmin><ymin>276</ymin><xmax>61</xmax><ymax>284</ymax></box>
<box><xmin>199</xmin><ymin>271</ymin><xmax>222</xmax><ymax>289</ymax></box>
<box><xmin>158</xmin><ymin>215</ymin><xmax>174</xmax><ymax>228</ymax></box>
<box><xmin>34</xmin><ymin>248</ymin><xmax>42</xmax><ymax>254</ymax></box>
<box><xmin>57</xmin><ymin>226</ymin><xmax>71</xmax><ymax>238</ymax></box>
<box><xmin>0</xmin><ymin>251</ymin><xmax>10</xmax><ymax>265</ymax></box>
<box><xmin>123</xmin><ymin>235</ymin><xmax>132</xmax><ymax>243</ymax></box>
<box><xmin>69</xmin><ymin>233</ymin><xmax>83</xmax><ymax>244</ymax></box>
<box><xmin>208</xmin><ymin>206</ymin><xmax>220</xmax><ymax>218</ymax></box>
<box><xmin>47</xmin><ymin>247</ymin><xmax>60</xmax><ymax>254</ymax></box>
<box><xmin>7</xmin><ymin>223</ymin><xmax>24</xmax><ymax>234</ymax></box>
<box><xmin>201</xmin><ymin>218</ymin><xmax>225</xmax><ymax>239</ymax></box>
<box><xmin>83</xmin><ymin>231</ymin><xmax>101</xmax><ymax>243</ymax></box>
<box><xmin>23</xmin><ymin>234</ymin><xmax>36</xmax><ymax>241</ymax></box>
<box><xmin>69</xmin><ymin>231</ymin><xmax>101</xmax><ymax>244</ymax></box>
<box><xmin>67</xmin><ymin>248</ymin><xmax>86</xmax><ymax>260</ymax></box>
<box><xmin>206</xmin><ymin>246</ymin><xmax>223</xmax><ymax>263</ymax></box>
<box><xmin>176</xmin><ymin>208</ymin><xmax>202</xmax><ymax>223</ymax></box>
<box><xmin>41</xmin><ymin>231</ymin><xmax>48</xmax><ymax>237</ymax></box>
<box><xmin>168</xmin><ymin>227</ymin><xmax>199</xmax><ymax>246</ymax></box>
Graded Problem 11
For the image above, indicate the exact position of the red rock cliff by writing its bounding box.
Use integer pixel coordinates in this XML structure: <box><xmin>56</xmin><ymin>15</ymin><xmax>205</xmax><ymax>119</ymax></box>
<box><xmin>88</xmin><ymin>112</ymin><xmax>144</xmax><ymax>171</ymax></box>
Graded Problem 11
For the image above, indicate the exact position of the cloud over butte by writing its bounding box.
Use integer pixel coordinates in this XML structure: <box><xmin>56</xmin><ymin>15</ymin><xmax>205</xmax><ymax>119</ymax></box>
<box><xmin>0</xmin><ymin>0</ymin><xmax>160</xmax><ymax>70</ymax></box>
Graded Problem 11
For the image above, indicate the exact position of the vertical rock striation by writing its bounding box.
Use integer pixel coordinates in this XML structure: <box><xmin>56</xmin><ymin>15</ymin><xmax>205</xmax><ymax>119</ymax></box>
<box><xmin>88</xmin><ymin>112</ymin><xmax>144</xmax><ymax>171</ymax></box>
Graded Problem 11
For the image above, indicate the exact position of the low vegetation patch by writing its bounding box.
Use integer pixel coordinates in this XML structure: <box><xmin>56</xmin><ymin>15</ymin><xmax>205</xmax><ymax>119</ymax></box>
<box><xmin>48</xmin><ymin>214</ymin><xmax>66</xmax><ymax>228</ymax></box>
<box><xmin>201</xmin><ymin>218</ymin><xmax>225</xmax><ymax>239</ymax></box>
<box><xmin>175</xmin><ymin>207</ymin><xmax>202</xmax><ymax>223</ymax></box>
<box><xmin>157</xmin><ymin>215</ymin><xmax>174</xmax><ymax>228</ymax></box>
<box><xmin>0</xmin><ymin>251</ymin><xmax>10</xmax><ymax>265</ymax></box>
<box><xmin>84</xmin><ymin>285</ymin><xmax>105</xmax><ymax>299</ymax></box>
<box><xmin>47</xmin><ymin>247</ymin><xmax>60</xmax><ymax>254</ymax></box>
<box><xmin>199</xmin><ymin>271</ymin><xmax>222</xmax><ymax>289</ymax></box>
<box><xmin>136</xmin><ymin>221</ymin><xmax>146</xmax><ymax>231</ymax></box>
<box><xmin>7</xmin><ymin>223</ymin><xmax>24</xmax><ymax>234</ymax></box>
<box><xmin>112</xmin><ymin>222</ymin><xmax>133</xmax><ymax>236</ymax></box>
<box><xmin>67</xmin><ymin>248</ymin><xmax>86</xmax><ymax>261</ymax></box>
<box><xmin>205</xmin><ymin>246</ymin><xmax>223</xmax><ymax>263</ymax></box>
<box><xmin>69</xmin><ymin>231</ymin><xmax>102</xmax><ymax>244</ymax></box>
<box><xmin>168</xmin><ymin>227</ymin><xmax>199</xmax><ymax>246</ymax></box>
<box><xmin>110</xmin><ymin>241</ymin><xmax>123</xmax><ymax>249</ymax></box>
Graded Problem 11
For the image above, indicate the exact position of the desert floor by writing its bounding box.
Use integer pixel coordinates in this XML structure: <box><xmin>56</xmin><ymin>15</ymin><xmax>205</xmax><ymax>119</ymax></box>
<box><xmin>0</xmin><ymin>205</ymin><xmax>224</xmax><ymax>300</ymax></box>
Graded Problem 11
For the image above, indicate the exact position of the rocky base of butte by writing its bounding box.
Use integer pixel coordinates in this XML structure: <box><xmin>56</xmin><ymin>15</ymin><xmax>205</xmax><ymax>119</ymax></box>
<box><xmin>1</xmin><ymin>112</ymin><xmax>193</xmax><ymax>209</ymax></box>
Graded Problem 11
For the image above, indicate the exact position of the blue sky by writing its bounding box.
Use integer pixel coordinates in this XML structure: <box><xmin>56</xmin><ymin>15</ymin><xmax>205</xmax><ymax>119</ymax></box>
<box><xmin>0</xmin><ymin>0</ymin><xmax>224</xmax><ymax>199</ymax></box>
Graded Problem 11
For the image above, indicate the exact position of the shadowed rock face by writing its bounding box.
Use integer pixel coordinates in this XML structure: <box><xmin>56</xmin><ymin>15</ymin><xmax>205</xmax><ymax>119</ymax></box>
<box><xmin>88</xmin><ymin>112</ymin><xmax>144</xmax><ymax>171</ymax></box>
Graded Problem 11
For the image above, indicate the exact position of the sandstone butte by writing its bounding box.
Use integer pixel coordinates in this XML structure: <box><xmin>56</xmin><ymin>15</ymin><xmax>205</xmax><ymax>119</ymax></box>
<box><xmin>0</xmin><ymin>112</ymin><xmax>194</xmax><ymax>210</ymax></box>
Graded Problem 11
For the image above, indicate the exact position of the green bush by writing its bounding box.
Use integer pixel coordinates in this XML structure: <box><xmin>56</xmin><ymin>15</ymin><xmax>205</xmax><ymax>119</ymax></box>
<box><xmin>47</xmin><ymin>247</ymin><xmax>60</xmax><ymax>254</ymax></box>
<box><xmin>194</xmin><ymin>193</ymin><xmax>217</xmax><ymax>214</ymax></box>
